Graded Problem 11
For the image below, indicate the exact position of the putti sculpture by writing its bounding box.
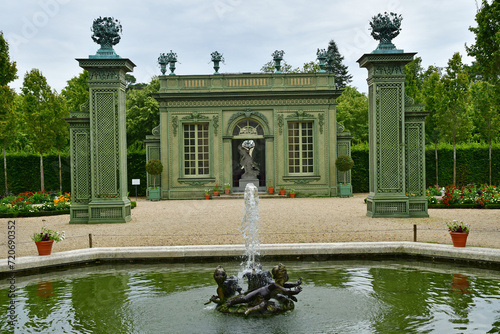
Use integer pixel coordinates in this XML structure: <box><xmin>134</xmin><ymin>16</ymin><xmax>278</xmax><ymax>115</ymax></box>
<box><xmin>370</xmin><ymin>12</ymin><xmax>403</xmax><ymax>52</ymax></box>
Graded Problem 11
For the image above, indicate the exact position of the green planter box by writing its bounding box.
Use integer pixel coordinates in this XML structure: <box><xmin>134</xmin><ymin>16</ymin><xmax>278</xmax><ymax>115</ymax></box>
<box><xmin>339</xmin><ymin>183</ymin><xmax>352</xmax><ymax>197</ymax></box>
<box><xmin>148</xmin><ymin>187</ymin><xmax>161</xmax><ymax>201</ymax></box>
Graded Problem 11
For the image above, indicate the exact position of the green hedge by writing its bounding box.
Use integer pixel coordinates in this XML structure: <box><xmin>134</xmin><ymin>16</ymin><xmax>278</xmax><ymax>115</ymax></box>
<box><xmin>0</xmin><ymin>151</ymin><xmax>147</xmax><ymax>196</ymax></box>
<box><xmin>350</xmin><ymin>142</ymin><xmax>499</xmax><ymax>193</ymax></box>
<box><xmin>1</xmin><ymin>143</ymin><xmax>498</xmax><ymax>196</ymax></box>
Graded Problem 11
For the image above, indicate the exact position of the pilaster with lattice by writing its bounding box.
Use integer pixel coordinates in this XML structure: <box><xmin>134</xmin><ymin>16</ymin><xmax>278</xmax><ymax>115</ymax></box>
<box><xmin>73</xmin><ymin>57</ymin><xmax>135</xmax><ymax>223</ymax></box>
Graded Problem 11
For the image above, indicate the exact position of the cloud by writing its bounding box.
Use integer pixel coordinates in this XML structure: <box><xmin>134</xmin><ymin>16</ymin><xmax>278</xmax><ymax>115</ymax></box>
<box><xmin>2</xmin><ymin>0</ymin><xmax>478</xmax><ymax>94</ymax></box>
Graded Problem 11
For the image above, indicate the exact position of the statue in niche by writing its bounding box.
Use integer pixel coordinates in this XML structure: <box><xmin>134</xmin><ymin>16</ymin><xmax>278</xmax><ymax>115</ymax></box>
<box><xmin>210</xmin><ymin>263</ymin><xmax>303</xmax><ymax>316</ymax></box>
<box><xmin>238</xmin><ymin>140</ymin><xmax>260</xmax><ymax>179</ymax></box>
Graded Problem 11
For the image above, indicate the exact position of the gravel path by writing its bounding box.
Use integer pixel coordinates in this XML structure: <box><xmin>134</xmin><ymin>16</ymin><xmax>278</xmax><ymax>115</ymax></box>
<box><xmin>2</xmin><ymin>193</ymin><xmax>499</xmax><ymax>258</ymax></box>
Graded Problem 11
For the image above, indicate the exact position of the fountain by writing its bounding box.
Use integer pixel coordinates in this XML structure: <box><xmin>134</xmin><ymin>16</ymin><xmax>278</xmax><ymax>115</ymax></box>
<box><xmin>206</xmin><ymin>183</ymin><xmax>303</xmax><ymax>316</ymax></box>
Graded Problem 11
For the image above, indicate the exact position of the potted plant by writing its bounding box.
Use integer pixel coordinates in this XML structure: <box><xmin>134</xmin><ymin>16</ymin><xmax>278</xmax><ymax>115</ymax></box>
<box><xmin>335</xmin><ymin>155</ymin><xmax>354</xmax><ymax>197</ymax></box>
<box><xmin>289</xmin><ymin>189</ymin><xmax>295</xmax><ymax>198</ymax></box>
<box><xmin>31</xmin><ymin>227</ymin><xmax>65</xmax><ymax>256</ymax></box>
<box><xmin>213</xmin><ymin>184</ymin><xmax>220</xmax><ymax>196</ymax></box>
<box><xmin>146</xmin><ymin>159</ymin><xmax>163</xmax><ymax>201</ymax></box>
<box><xmin>279</xmin><ymin>185</ymin><xmax>286</xmax><ymax>196</ymax></box>
<box><xmin>447</xmin><ymin>220</ymin><xmax>470</xmax><ymax>247</ymax></box>
<box><xmin>205</xmin><ymin>189</ymin><xmax>211</xmax><ymax>200</ymax></box>
<box><xmin>268</xmin><ymin>180</ymin><xmax>274</xmax><ymax>194</ymax></box>
<box><xmin>224</xmin><ymin>183</ymin><xmax>231</xmax><ymax>195</ymax></box>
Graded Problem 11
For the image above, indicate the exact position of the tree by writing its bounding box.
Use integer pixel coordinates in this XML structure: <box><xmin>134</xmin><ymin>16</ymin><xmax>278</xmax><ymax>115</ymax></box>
<box><xmin>466</xmin><ymin>0</ymin><xmax>500</xmax><ymax>83</ymax></box>
<box><xmin>260</xmin><ymin>60</ymin><xmax>294</xmax><ymax>73</ymax></box>
<box><xmin>469</xmin><ymin>80</ymin><xmax>500</xmax><ymax>184</ymax></box>
<box><xmin>21</xmin><ymin>69</ymin><xmax>58</xmax><ymax>191</ymax></box>
<box><xmin>0</xmin><ymin>31</ymin><xmax>18</xmax><ymax>195</ymax></box>
<box><xmin>440</xmin><ymin>53</ymin><xmax>472</xmax><ymax>185</ymax></box>
<box><xmin>404</xmin><ymin>57</ymin><xmax>425</xmax><ymax>104</ymax></box>
<box><xmin>335</xmin><ymin>86</ymin><xmax>368</xmax><ymax>144</ymax></box>
<box><xmin>421</xmin><ymin>67</ymin><xmax>445</xmax><ymax>186</ymax></box>
<box><xmin>51</xmin><ymin>93</ymin><xmax>69</xmax><ymax>192</ymax></box>
<box><xmin>61</xmin><ymin>70</ymin><xmax>89</xmax><ymax>111</ymax></box>
<box><xmin>326</xmin><ymin>40</ymin><xmax>352</xmax><ymax>89</ymax></box>
<box><xmin>126</xmin><ymin>77</ymin><xmax>160</xmax><ymax>147</ymax></box>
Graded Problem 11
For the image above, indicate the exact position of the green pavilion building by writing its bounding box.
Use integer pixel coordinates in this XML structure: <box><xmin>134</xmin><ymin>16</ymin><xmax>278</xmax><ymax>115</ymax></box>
<box><xmin>145</xmin><ymin>72</ymin><xmax>353</xmax><ymax>199</ymax></box>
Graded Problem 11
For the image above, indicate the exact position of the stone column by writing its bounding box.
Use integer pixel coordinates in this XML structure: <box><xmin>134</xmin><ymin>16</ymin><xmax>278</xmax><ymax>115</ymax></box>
<box><xmin>75</xmin><ymin>57</ymin><xmax>135</xmax><ymax>223</ymax></box>
<box><xmin>358</xmin><ymin>52</ymin><xmax>415</xmax><ymax>217</ymax></box>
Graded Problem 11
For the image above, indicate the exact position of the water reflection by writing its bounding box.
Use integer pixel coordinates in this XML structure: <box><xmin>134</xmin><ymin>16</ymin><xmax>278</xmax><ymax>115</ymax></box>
<box><xmin>451</xmin><ymin>274</ymin><xmax>470</xmax><ymax>294</ymax></box>
<box><xmin>36</xmin><ymin>281</ymin><xmax>53</xmax><ymax>299</ymax></box>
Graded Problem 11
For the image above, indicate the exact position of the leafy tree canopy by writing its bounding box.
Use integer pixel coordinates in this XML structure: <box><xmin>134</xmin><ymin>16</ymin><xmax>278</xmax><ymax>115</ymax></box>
<box><xmin>61</xmin><ymin>70</ymin><xmax>89</xmax><ymax>111</ymax></box>
<box><xmin>466</xmin><ymin>0</ymin><xmax>500</xmax><ymax>82</ymax></box>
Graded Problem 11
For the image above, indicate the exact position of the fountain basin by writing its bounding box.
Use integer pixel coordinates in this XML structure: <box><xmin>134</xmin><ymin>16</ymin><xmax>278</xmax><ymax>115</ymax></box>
<box><xmin>3</xmin><ymin>258</ymin><xmax>500</xmax><ymax>333</ymax></box>
<box><xmin>3</xmin><ymin>242</ymin><xmax>500</xmax><ymax>276</ymax></box>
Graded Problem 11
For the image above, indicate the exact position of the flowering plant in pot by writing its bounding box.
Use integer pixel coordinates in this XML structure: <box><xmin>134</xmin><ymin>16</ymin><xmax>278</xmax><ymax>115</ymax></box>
<box><xmin>279</xmin><ymin>185</ymin><xmax>286</xmax><ymax>196</ymax></box>
<box><xmin>31</xmin><ymin>227</ymin><xmax>65</xmax><ymax>255</ymax></box>
<box><xmin>289</xmin><ymin>189</ymin><xmax>295</xmax><ymax>198</ymax></box>
<box><xmin>204</xmin><ymin>189</ymin><xmax>211</xmax><ymax>200</ymax></box>
<box><xmin>224</xmin><ymin>183</ymin><xmax>231</xmax><ymax>194</ymax></box>
<box><xmin>268</xmin><ymin>180</ymin><xmax>274</xmax><ymax>194</ymax></box>
<box><xmin>446</xmin><ymin>220</ymin><xmax>470</xmax><ymax>247</ymax></box>
<box><xmin>213</xmin><ymin>184</ymin><xmax>220</xmax><ymax>196</ymax></box>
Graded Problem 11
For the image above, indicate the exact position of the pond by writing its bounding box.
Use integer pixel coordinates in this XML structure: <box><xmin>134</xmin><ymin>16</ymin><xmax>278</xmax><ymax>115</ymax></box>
<box><xmin>2</xmin><ymin>258</ymin><xmax>500</xmax><ymax>333</ymax></box>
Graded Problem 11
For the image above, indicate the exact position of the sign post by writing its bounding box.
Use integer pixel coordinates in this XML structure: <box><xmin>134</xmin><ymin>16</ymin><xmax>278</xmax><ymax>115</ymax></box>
<box><xmin>131</xmin><ymin>179</ymin><xmax>140</xmax><ymax>202</ymax></box>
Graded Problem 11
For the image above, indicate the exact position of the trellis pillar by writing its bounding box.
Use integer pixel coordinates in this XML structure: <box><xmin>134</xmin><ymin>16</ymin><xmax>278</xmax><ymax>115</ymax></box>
<box><xmin>405</xmin><ymin>107</ymin><xmax>430</xmax><ymax>217</ymax></box>
<box><xmin>358</xmin><ymin>52</ymin><xmax>417</xmax><ymax>218</ymax></box>
<box><xmin>68</xmin><ymin>57</ymin><xmax>135</xmax><ymax>223</ymax></box>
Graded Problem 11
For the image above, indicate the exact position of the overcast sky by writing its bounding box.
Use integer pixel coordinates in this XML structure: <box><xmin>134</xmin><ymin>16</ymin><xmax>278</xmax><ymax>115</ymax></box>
<box><xmin>2</xmin><ymin>0</ymin><xmax>478</xmax><ymax>94</ymax></box>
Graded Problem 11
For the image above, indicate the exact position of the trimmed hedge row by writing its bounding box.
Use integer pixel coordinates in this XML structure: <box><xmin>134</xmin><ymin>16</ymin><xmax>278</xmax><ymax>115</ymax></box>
<box><xmin>1</xmin><ymin>144</ymin><xmax>498</xmax><ymax>196</ymax></box>
<box><xmin>351</xmin><ymin>143</ymin><xmax>499</xmax><ymax>193</ymax></box>
<box><xmin>0</xmin><ymin>152</ymin><xmax>147</xmax><ymax>196</ymax></box>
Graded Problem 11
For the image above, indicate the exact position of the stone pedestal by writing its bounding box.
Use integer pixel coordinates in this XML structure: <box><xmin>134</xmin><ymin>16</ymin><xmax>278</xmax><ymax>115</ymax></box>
<box><xmin>67</xmin><ymin>57</ymin><xmax>135</xmax><ymax>223</ymax></box>
<box><xmin>358</xmin><ymin>52</ymin><xmax>428</xmax><ymax>218</ymax></box>
<box><xmin>239</xmin><ymin>179</ymin><xmax>260</xmax><ymax>192</ymax></box>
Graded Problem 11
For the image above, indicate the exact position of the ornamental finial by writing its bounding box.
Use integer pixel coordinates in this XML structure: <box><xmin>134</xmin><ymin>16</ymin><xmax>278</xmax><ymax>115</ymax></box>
<box><xmin>369</xmin><ymin>12</ymin><xmax>403</xmax><ymax>53</ymax></box>
<box><xmin>90</xmin><ymin>16</ymin><xmax>122</xmax><ymax>58</ymax></box>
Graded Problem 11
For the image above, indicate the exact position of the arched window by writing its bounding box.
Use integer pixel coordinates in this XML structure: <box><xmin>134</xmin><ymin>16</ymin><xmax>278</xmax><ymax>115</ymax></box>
<box><xmin>233</xmin><ymin>119</ymin><xmax>264</xmax><ymax>136</ymax></box>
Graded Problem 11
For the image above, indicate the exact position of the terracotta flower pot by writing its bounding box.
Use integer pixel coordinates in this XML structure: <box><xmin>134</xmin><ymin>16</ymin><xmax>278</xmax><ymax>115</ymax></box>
<box><xmin>279</xmin><ymin>190</ymin><xmax>285</xmax><ymax>196</ymax></box>
<box><xmin>35</xmin><ymin>240</ymin><xmax>54</xmax><ymax>256</ymax></box>
<box><xmin>224</xmin><ymin>188</ymin><xmax>230</xmax><ymax>195</ymax></box>
<box><xmin>204</xmin><ymin>194</ymin><xmax>210</xmax><ymax>200</ymax></box>
<box><xmin>213</xmin><ymin>191</ymin><xmax>220</xmax><ymax>197</ymax></box>
<box><xmin>450</xmin><ymin>232</ymin><xmax>468</xmax><ymax>247</ymax></box>
<box><xmin>290</xmin><ymin>193</ymin><xmax>295</xmax><ymax>198</ymax></box>
<box><xmin>268</xmin><ymin>187</ymin><xmax>274</xmax><ymax>194</ymax></box>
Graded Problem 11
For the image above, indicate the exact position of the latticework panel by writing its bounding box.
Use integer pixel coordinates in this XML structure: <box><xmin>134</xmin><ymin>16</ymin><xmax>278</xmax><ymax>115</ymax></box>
<box><xmin>92</xmin><ymin>91</ymin><xmax>119</xmax><ymax>197</ymax></box>
<box><xmin>376</xmin><ymin>84</ymin><xmax>403</xmax><ymax>192</ymax></box>
<box><xmin>71</xmin><ymin>209</ymin><xmax>89</xmax><ymax>219</ymax></box>
<box><xmin>375</xmin><ymin>202</ymin><xmax>408</xmax><ymax>215</ymax></box>
<box><xmin>337</xmin><ymin>142</ymin><xmax>351</xmax><ymax>184</ymax></box>
<box><xmin>91</xmin><ymin>207</ymin><xmax>123</xmax><ymax>219</ymax></box>
<box><xmin>409</xmin><ymin>203</ymin><xmax>426</xmax><ymax>213</ymax></box>
<box><xmin>405</xmin><ymin>124</ymin><xmax>423</xmax><ymax>196</ymax></box>
<box><xmin>368</xmin><ymin>85</ymin><xmax>375</xmax><ymax>193</ymax></box>
<box><xmin>72</xmin><ymin>130</ymin><xmax>91</xmax><ymax>203</ymax></box>
<box><xmin>146</xmin><ymin>146</ymin><xmax>161</xmax><ymax>188</ymax></box>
